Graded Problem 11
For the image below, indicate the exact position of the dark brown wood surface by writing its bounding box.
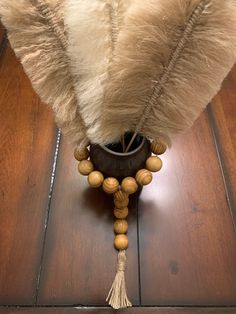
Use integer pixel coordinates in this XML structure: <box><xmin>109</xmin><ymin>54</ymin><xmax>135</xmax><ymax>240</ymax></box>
<box><xmin>0</xmin><ymin>46</ymin><xmax>57</xmax><ymax>304</ymax></box>
<box><xmin>138</xmin><ymin>111</ymin><xmax>236</xmax><ymax>306</ymax></box>
<box><xmin>37</xmin><ymin>138</ymin><xmax>140</xmax><ymax>306</ymax></box>
<box><xmin>209</xmin><ymin>65</ymin><xmax>236</xmax><ymax>227</ymax></box>
<box><xmin>1</xmin><ymin>308</ymin><xmax>236</xmax><ymax>314</ymax></box>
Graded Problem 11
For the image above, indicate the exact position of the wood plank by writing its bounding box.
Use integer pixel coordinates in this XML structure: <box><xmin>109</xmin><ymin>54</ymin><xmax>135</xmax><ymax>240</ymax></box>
<box><xmin>37</xmin><ymin>138</ymin><xmax>139</xmax><ymax>305</ymax></box>
<box><xmin>0</xmin><ymin>46</ymin><xmax>57</xmax><ymax>304</ymax></box>
<box><xmin>209</xmin><ymin>65</ymin><xmax>236</xmax><ymax>227</ymax></box>
<box><xmin>1</xmin><ymin>307</ymin><xmax>236</xmax><ymax>314</ymax></box>
<box><xmin>138</xmin><ymin>111</ymin><xmax>236</xmax><ymax>305</ymax></box>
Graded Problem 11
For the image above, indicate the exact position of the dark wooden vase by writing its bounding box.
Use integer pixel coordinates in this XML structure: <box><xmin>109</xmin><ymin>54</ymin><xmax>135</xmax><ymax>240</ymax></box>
<box><xmin>90</xmin><ymin>134</ymin><xmax>151</xmax><ymax>179</ymax></box>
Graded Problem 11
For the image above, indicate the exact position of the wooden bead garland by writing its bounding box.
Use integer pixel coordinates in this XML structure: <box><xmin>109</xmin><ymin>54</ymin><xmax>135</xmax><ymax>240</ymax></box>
<box><xmin>114</xmin><ymin>190</ymin><xmax>129</xmax><ymax>202</ymax></box>
<box><xmin>146</xmin><ymin>156</ymin><xmax>162</xmax><ymax>172</ymax></box>
<box><xmin>74</xmin><ymin>139</ymin><xmax>166</xmax><ymax>310</ymax></box>
<box><xmin>114</xmin><ymin>197</ymin><xmax>129</xmax><ymax>209</ymax></box>
<box><xmin>136</xmin><ymin>169</ymin><xmax>153</xmax><ymax>186</ymax></box>
<box><xmin>121</xmin><ymin>177</ymin><xmax>138</xmax><ymax>194</ymax></box>
<box><xmin>74</xmin><ymin>147</ymin><xmax>90</xmax><ymax>161</ymax></box>
<box><xmin>114</xmin><ymin>234</ymin><xmax>129</xmax><ymax>250</ymax></box>
<box><xmin>103</xmin><ymin>177</ymin><xmax>119</xmax><ymax>194</ymax></box>
<box><xmin>88</xmin><ymin>171</ymin><xmax>104</xmax><ymax>188</ymax></box>
<box><xmin>114</xmin><ymin>219</ymin><xmax>128</xmax><ymax>234</ymax></box>
<box><xmin>151</xmin><ymin>140</ymin><xmax>167</xmax><ymax>155</ymax></box>
<box><xmin>78</xmin><ymin>160</ymin><xmax>94</xmax><ymax>175</ymax></box>
<box><xmin>114</xmin><ymin>207</ymin><xmax>129</xmax><ymax>219</ymax></box>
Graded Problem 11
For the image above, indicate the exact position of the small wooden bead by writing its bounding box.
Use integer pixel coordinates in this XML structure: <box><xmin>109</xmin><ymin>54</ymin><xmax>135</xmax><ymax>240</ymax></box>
<box><xmin>102</xmin><ymin>177</ymin><xmax>119</xmax><ymax>194</ymax></box>
<box><xmin>114</xmin><ymin>190</ymin><xmax>129</xmax><ymax>201</ymax></box>
<box><xmin>74</xmin><ymin>147</ymin><xmax>90</xmax><ymax>161</ymax></box>
<box><xmin>121</xmin><ymin>177</ymin><xmax>138</xmax><ymax>195</ymax></box>
<box><xmin>114</xmin><ymin>219</ymin><xmax>128</xmax><ymax>234</ymax></box>
<box><xmin>114</xmin><ymin>234</ymin><xmax>129</xmax><ymax>250</ymax></box>
<box><xmin>78</xmin><ymin>160</ymin><xmax>94</xmax><ymax>176</ymax></box>
<box><xmin>136</xmin><ymin>169</ymin><xmax>153</xmax><ymax>186</ymax></box>
<box><xmin>146</xmin><ymin>156</ymin><xmax>163</xmax><ymax>172</ymax></box>
<box><xmin>151</xmin><ymin>141</ymin><xmax>167</xmax><ymax>155</ymax></box>
<box><xmin>114</xmin><ymin>198</ymin><xmax>129</xmax><ymax>209</ymax></box>
<box><xmin>114</xmin><ymin>207</ymin><xmax>129</xmax><ymax>219</ymax></box>
<box><xmin>88</xmin><ymin>171</ymin><xmax>104</xmax><ymax>188</ymax></box>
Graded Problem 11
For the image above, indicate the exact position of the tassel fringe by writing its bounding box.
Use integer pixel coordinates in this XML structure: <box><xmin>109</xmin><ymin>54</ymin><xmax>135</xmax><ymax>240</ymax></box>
<box><xmin>106</xmin><ymin>250</ymin><xmax>132</xmax><ymax>310</ymax></box>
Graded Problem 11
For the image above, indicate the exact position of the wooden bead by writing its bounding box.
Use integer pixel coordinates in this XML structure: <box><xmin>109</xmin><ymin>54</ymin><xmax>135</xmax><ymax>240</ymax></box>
<box><xmin>78</xmin><ymin>160</ymin><xmax>94</xmax><ymax>176</ymax></box>
<box><xmin>121</xmin><ymin>177</ymin><xmax>138</xmax><ymax>194</ymax></box>
<box><xmin>146</xmin><ymin>156</ymin><xmax>163</xmax><ymax>172</ymax></box>
<box><xmin>114</xmin><ymin>207</ymin><xmax>129</xmax><ymax>219</ymax></box>
<box><xmin>151</xmin><ymin>141</ymin><xmax>167</xmax><ymax>155</ymax></box>
<box><xmin>114</xmin><ymin>234</ymin><xmax>128</xmax><ymax>250</ymax></box>
<box><xmin>114</xmin><ymin>190</ymin><xmax>129</xmax><ymax>201</ymax></box>
<box><xmin>88</xmin><ymin>171</ymin><xmax>104</xmax><ymax>188</ymax></box>
<box><xmin>114</xmin><ymin>219</ymin><xmax>128</xmax><ymax>234</ymax></box>
<box><xmin>114</xmin><ymin>197</ymin><xmax>129</xmax><ymax>209</ymax></box>
<box><xmin>136</xmin><ymin>169</ymin><xmax>153</xmax><ymax>186</ymax></box>
<box><xmin>74</xmin><ymin>147</ymin><xmax>90</xmax><ymax>161</ymax></box>
<box><xmin>102</xmin><ymin>177</ymin><xmax>119</xmax><ymax>194</ymax></box>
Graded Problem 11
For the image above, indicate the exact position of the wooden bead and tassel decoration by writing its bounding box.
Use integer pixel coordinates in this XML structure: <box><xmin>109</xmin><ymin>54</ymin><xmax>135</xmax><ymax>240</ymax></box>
<box><xmin>106</xmin><ymin>190</ymin><xmax>131</xmax><ymax>309</ymax></box>
<box><xmin>74</xmin><ymin>139</ymin><xmax>167</xmax><ymax>309</ymax></box>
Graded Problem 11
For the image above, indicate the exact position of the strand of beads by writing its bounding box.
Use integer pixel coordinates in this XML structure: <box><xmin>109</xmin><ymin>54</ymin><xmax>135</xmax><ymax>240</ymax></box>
<box><xmin>73</xmin><ymin>139</ymin><xmax>167</xmax><ymax>310</ymax></box>
<box><xmin>74</xmin><ymin>140</ymin><xmax>167</xmax><ymax>248</ymax></box>
<box><xmin>113</xmin><ymin>190</ymin><xmax>129</xmax><ymax>251</ymax></box>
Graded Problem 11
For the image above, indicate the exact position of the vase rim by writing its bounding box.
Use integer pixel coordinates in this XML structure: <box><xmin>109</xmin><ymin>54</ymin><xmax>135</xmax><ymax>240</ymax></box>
<box><xmin>99</xmin><ymin>136</ymin><xmax>147</xmax><ymax>157</ymax></box>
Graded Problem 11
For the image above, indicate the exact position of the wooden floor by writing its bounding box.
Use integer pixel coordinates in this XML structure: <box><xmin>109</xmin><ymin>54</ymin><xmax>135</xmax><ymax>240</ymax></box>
<box><xmin>0</xmin><ymin>29</ymin><xmax>236</xmax><ymax>313</ymax></box>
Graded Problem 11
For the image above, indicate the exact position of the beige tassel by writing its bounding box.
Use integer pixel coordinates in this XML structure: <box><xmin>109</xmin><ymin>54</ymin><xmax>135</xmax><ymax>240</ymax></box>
<box><xmin>106</xmin><ymin>250</ymin><xmax>132</xmax><ymax>309</ymax></box>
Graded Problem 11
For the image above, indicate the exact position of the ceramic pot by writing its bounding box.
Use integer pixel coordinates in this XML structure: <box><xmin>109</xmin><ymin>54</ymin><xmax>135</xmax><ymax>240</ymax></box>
<box><xmin>90</xmin><ymin>134</ymin><xmax>151</xmax><ymax>179</ymax></box>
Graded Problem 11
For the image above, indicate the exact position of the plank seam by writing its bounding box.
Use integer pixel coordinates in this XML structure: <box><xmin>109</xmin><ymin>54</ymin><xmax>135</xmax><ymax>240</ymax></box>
<box><xmin>34</xmin><ymin>129</ymin><xmax>62</xmax><ymax>305</ymax></box>
<box><xmin>207</xmin><ymin>105</ymin><xmax>236</xmax><ymax>231</ymax></box>
<box><xmin>136</xmin><ymin>193</ymin><xmax>142</xmax><ymax>306</ymax></box>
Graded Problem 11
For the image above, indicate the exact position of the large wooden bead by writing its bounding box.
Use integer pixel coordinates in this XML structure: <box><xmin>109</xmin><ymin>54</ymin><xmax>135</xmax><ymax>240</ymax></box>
<box><xmin>88</xmin><ymin>171</ymin><xmax>104</xmax><ymax>188</ymax></box>
<box><xmin>121</xmin><ymin>177</ymin><xmax>138</xmax><ymax>194</ymax></box>
<box><xmin>114</xmin><ymin>234</ymin><xmax>128</xmax><ymax>250</ymax></box>
<box><xmin>74</xmin><ymin>147</ymin><xmax>90</xmax><ymax>161</ymax></box>
<box><xmin>114</xmin><ymin>207</ymin><xmax>129</xmax><ymax>219</ymax></box>
<box><xmin>78</xmin><ymin>160</ymin><xmax>94</xmax><ymax>176</ymax></box>
<box><xmin>136</xmin><ymin>169</ymin><xmax>153</xmax><ymax>186</ymax></box>
<box><xmin>151</xmin><ymin>141</ymin><xmax>167</xmax><ymax>155</ymax></box>
<box><xmin>146</xmin><ymin>156</ymin><xmax>163</xmax><ymax>172</ymax></box>
<box><xmin>114</xmin><ymin>190</ymin><xmax>129</xmax><ymax>201</ymax></box>
<box><xmin>102</xmin><ymin>177</ymin><xmax>119</xmax><ymax>194</ymax></box>
<box><xmin>114</xmin><ymin>197</ymin><xmax>129</xmax><ymax>209</ymax></box>
<box><xmin>114</xmin><ymin>219</ymin><xmax>128</xmax><ymax>234</ymax></box>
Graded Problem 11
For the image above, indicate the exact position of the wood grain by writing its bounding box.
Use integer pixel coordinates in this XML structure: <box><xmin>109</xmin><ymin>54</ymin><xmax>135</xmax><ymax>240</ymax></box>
<box><xmin>0</xmin><ymin>46</ymin><xmax>57</xmax><ymax>304</ymax></box>
<box><xmin>138</xmin><ymin>111</ymin><xmax>236</xmax><ymax>306</ymax></box>
<box><xmin>37</xmin><ymin>138</ymin><xmax>139</xmax><ymax>306</ymax></box>
<box><xmin>209</xmin><ymin>65</ymin><xmax>236</xmax><ymax>227</ymax></box>
<box><xmin>0</xmin><ymin>308</ymin><xmax>236</xmax><ymax>314</ymax></box>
